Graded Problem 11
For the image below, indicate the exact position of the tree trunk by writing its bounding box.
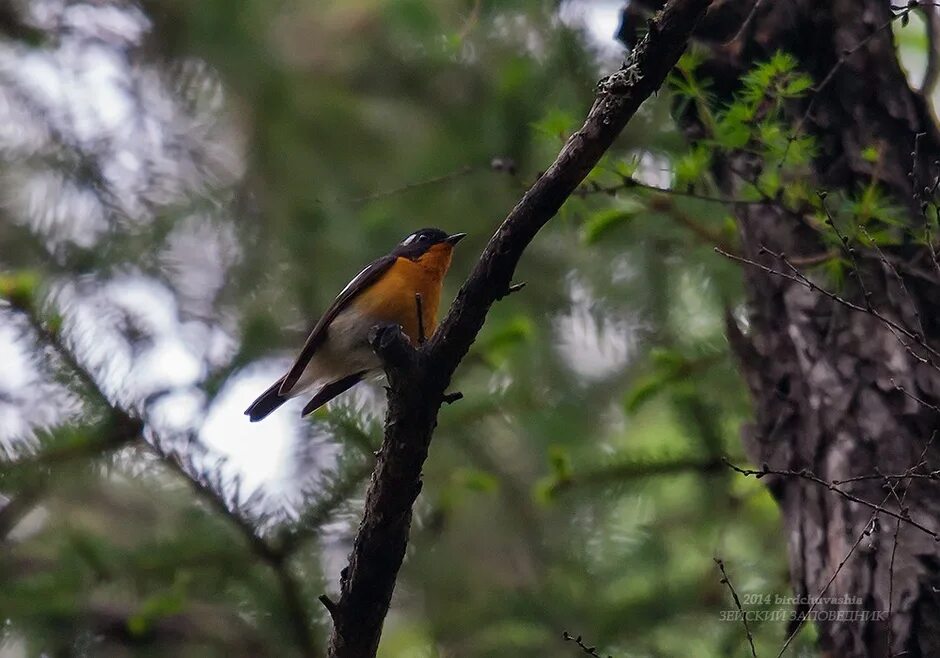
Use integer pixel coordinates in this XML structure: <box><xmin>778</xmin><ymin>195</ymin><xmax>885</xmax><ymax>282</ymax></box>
<box><xmin>620</xmin><ymin>1</ymin><xmax>940</xmax><ymax>655</ymax></box>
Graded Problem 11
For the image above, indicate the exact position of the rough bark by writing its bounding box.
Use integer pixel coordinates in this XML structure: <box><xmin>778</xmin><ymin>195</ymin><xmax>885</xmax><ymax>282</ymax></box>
<box><xmin>322</xmin><ymin>1</ymin><xmax>715</xmax><ymax>655</ymax></box>
<box><xmin>622</xmin><ymin>1</ymin><xmax>940</xmax><ymax>655</ymax></box>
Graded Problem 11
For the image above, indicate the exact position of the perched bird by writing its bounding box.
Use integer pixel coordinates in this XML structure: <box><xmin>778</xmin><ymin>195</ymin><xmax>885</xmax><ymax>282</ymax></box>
<box><xmin>244</xmin><ymin>228</ymin><xmax>466</xmax><ymax>422</ymax></box>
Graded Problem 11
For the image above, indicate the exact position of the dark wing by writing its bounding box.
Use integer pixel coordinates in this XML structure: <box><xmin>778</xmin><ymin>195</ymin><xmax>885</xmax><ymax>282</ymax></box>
<box><xmin>300</xmin><ymin>370</ymin><xmax>369</xmax><ymax>417</ymax></box>
<box><xmin>278</xmin><ymin>254</ymin><xmax>397</xmax><ymax>396</ymax></box>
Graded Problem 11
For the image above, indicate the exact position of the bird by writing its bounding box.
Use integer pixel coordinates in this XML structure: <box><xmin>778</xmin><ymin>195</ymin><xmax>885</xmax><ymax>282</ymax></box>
<box><xmin>244</xmin><ymin>227</ymin><xmax>466</xmax><ymax>422</ymax></box>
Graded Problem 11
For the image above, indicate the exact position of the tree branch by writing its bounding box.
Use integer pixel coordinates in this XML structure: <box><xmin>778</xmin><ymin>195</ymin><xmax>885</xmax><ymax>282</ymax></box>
<box><xmin>324</xmin><ymin>0</ymin><xmax>714</xmax><ymax>655</ymax></box>
<box><xmin>547</xmin><ymin>455</ymin><xmax>735</xmax><ymax>497</ymax></box>
<box><xmin>0</xmin><ymin>299</ymin><xmax>319</xmax><ymax>657</ymax></box>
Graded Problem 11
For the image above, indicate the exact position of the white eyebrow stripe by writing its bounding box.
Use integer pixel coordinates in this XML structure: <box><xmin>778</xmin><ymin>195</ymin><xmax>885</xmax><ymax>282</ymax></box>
<box><xmin>401</xmin><ymin>233</ymin><xmax>417</xmax><ymax>246</ymax></box>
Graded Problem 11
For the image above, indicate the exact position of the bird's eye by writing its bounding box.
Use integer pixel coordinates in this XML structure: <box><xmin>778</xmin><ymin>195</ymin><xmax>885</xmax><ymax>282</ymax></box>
<box><xmin>418</xmin><ymin>234</ymin><xmax>428</xmax><ymax>242</ymax></box>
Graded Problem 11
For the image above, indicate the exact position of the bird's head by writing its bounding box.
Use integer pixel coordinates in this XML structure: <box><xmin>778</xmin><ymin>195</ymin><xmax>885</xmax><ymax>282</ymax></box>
<box><xmin>394</xmin><ymin>228</ymin><xmax>466</xmax><ymax>262</ymax></box>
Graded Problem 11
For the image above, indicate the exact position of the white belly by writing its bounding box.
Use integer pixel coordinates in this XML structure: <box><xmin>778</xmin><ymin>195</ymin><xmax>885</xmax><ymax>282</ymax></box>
<box><xmin>287</xmin><ymin>306</ymin><xmax>383</xmax><ymax>398</ymax></box>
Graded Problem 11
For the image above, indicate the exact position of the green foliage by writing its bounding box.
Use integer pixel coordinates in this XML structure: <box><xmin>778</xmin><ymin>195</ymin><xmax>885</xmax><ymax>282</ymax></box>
<box><xmin>0</xmin><ymin>270</ymin><xmax>39</xmax><ymax>310</ymax></box>
<box><xmin>667</xmin><ymin>50</ymin><xmax>819</xmax><ymax>210</ymax></box>
<box><xmin>580</xmin><ymin>202</ymin><xmax>644</xmax><ymax>245</ymax></box>
<box><xmin>0</xmin><ymin>4</ymin><xmax>824</xmax><ymax>658</ymax></box>
<box><xmin>624</xmin><ymin>348</ymin><xmax>697</xmax><ymax>414</ymax></box>
<box><xmin>533</xmin><ymin>107</ymin><xmax>577</xmax><ymax>141</ymax></box>
<box><xmin>674</xmin><ymin>145</ymin><xmax>712</xmax><ymax>187</ymax></box>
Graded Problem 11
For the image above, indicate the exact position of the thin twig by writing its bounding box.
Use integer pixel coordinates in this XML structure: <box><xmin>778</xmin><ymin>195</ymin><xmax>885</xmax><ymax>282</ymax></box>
<box><xmin>820</xmin><ymin>194</ymin><xmax>875</xmax><ymax>312</ymax></box>
<box><xmin>713</xmin><ymin>246</ymin><xmax>940</xmax><ymax>369</ymax></box>
<box><xmin>723</xmin><ymin>459</ymin><xmax>940</xmax><ymax>541</ymax></box>
<box><xmin>891</xmin><ymin>379</ymin><xmax>940</xmax><ymax>414</ymax></box>
<box><xmin>887</xmin><ymin>431</ymin><xmax>935</xmax><ymax>657</ymax></box>
<box><xmin>859</xmin><ymin>224</ymin><xmax>927</xmax><ymax>341</ymax></box>
<box><xmin>573</xmin><ymin>175</ymin><xmax>769</xmax><ymax>206</ymax></box>
<box><xmin>775</xmin><ymin>431</ymin><xmax>936</xmax><ymax>657</ymax></box>
<box><xmin>496</xmin><ymin>281</ymin><xmax>527</xmax><ymax>300</ymax></box>
<box><xmin>777</xmin><ymin>4</ymin><xmax>919</xmax><ymax>169</ymax></box>
<box><xmin>715</xmin><ymin>558</ymin><xmax>758</xmax><ymax>658</ymax></box>
<box><xmin>886</xmin><ymin>479</ymin><xmax>905</xmax><ymax>658</ymax></box>
<box><xmin>727</xmin><ymin>0</ymin><xmax>767</xmax><ymax>45</ymax></box>
<box><xmin>911</xmin><ymin>132</ymin><xmax>940</xmax><ymax>280</ymax></box>
<box><xmin>415</xmin><ymin>293</ymin><xmax>425</xmax><ymax>345</ymax></box>
<box><xmin>349</xmin><ymin>165</ymin><xmax>475</xmax><ymax>204</ymax></box>
<box><xmin>776</xmin><ymin>494</ymin><xmax>890</xmax><ymax>657</ymax></box>
<box><xmin>562</xmin><ymin>631</ymin><xmax>612</xmax><ymax>658</ymax></box>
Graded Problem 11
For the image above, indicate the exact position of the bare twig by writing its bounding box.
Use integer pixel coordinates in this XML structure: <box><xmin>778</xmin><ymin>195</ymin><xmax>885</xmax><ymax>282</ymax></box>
<box><xmin>858</xmin><ymin>224</ymin><xmax>927</xmax><ymax>341</ymax></box>
<box><xmin>573</xmin><ymin>174</ymin><xmax>769</xmax><ymax>206</ymax></box>
<box><xmin>714</xmin><ymin>558</ymin><xmax>758</xmax><ymax>658</ymax></box>
<box><xmin>562</xmin><ymin>631</ymin><xmax>612</xmax><ymax>658</ymax></box>
<box><xmin>501</xmin><ymin>281</ymin><xmax>527</xmax><ymax>298</ymax></box>
<box><xmin>713</xmin><ymin>246</ymin><xmax>940</xmax><ymax>370</ymax></box>
<box><xmin>349</xmin><ymin>165</ymin><xmax>475</xmax><ymax>205</ymax></box>
<box><xmin>723</xmin><ymin>459</ymin><xmax>940</xmax><ymax>541</ymax></box>
<box><xmin>891</xmin><ymin>379</ymin><xmax>940</xmax><ymax>414</ymax></box>
<box><xmin>911</xmin><ymin>132</ymin><xmax>940</xmax><ymax>281</ymax></box>
<box><xmin>726</xmin><ymin>0</ymin><xmax>773</xmax><ymax>45</ymax></box>
<box><xmin>886</xmin><ymin>479</ymin><xmax>906</xmax><ymax>658</ymax></box>
<box><xmin>820</xmin><ymin>195</ymin><xmax>875</xmax><ymax>312</ymax></box>
<box><xmin>884</xmin><ymin>430</ymin><xmax>936</xmax><ymax>657</ymax></box>
<box><xmin>776</xmin><ymin>494</ymin><xmax>890</xmax><ymax>657</ymax></box>
<box><xmin>773</xmin><ymin>432</ymin><xmax>936</xmax><ymax>657</ymax></box>
<box><xmin>415</xmin><ymin>293</ymin><xmax>425</xmax><ymax>345</ymax></box>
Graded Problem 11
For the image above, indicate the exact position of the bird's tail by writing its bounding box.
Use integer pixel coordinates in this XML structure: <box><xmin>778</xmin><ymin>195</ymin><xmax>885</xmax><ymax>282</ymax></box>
<box><xmin>244</xmin><ymin>377</ymin><xmax>288</xmax><ymax>422</ymax></box>
<box><xmin>300</xmin><ymin>370</ymin><xmax>367</xmax><ymax>417</ymax></box>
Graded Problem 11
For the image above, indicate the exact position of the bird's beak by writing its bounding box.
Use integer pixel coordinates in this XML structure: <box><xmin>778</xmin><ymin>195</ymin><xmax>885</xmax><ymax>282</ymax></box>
<box><xmin>445</xmin><ymin>232</ymin><xmax>467</xmax><ymax>245</ymax></box>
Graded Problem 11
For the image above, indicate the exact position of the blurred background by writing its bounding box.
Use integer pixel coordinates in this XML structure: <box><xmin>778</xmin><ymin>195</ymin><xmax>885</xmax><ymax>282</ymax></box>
<box><xmin>0</xmin><ymin>1</ymin><xmax>933</xmax><ymax>656</ymax></box>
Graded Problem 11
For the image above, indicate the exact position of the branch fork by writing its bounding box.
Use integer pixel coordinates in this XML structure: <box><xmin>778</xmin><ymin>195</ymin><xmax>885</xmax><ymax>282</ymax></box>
<box><xmin>328</xmin><ymin>1</ymin><xmax>713</xmax><ymax>654</ymax></box>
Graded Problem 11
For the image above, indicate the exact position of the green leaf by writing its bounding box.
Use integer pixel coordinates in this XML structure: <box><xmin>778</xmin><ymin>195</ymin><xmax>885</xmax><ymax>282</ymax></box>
<box><xmin>581</xmin><ymin>203</ymin><xmax>643</xmax><ymax>244</ymax></box>
<box><xmin>783</xmin><ymin>74</ymin><xmax>813</xmax><ymax>97</ymax></box>
<box><xmin>649</xmin><ymin>347</ymin><xmax>686</xmax><ymax>369</ymax></box>
<box><xmin>532</xmin><ymin>108</ymin><xmax>575</xmax><ymax>140</ymax></box>
<box><xmin>479</xmin><ymin>315</ymin><xmax>534</xmax><ymax>366</ymax></box>
<box><xmin>674</xmin><ymin>146</ymin><xmax>711</xmax><ymax>187</ymax></box>
<box><xmin>0</xmin><ymin>270</ymin><xmax>39</xmax><ymax>309</ymax></box>
<box><xmin>452</xmin><ymin>468</ymin><xmax>499</xmax><ymax>494</ymax></box>
<box><xmin>547</xmin><ymin>445</ymin><xmax>571</xmax><ymax>481</ymax></box>
<box><xmin>624</xmin><ymin>372</ymin><xmax>675</xmax><ymax>414</ymax></box>
<box><xmin>612</xmin><ymin>158</ymin><xmax>639</xmax><ymax>180</ymax></box>
<box><xmin>127</xmin><ymin>588</ymin><xmax>187</xmax><ymax>637</ymax></box>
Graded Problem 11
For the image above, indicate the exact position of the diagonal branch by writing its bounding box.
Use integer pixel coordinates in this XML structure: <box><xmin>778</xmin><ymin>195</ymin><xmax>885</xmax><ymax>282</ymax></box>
<box><xmin>0</xmin><ymin>298</ymin><xmax>319</xmax><ymax>658</ymax></box>
<box><xmin>323</xmin><ymin>1</ymin><xmax>714</xmax><ymax>656</ymax></box>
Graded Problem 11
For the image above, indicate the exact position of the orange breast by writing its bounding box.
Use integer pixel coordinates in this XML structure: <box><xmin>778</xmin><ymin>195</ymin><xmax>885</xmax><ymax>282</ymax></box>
<box><xmin>354</xmin><ymin>245</ymin><xmax>453</xmax><ymax>344</ymax></box>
